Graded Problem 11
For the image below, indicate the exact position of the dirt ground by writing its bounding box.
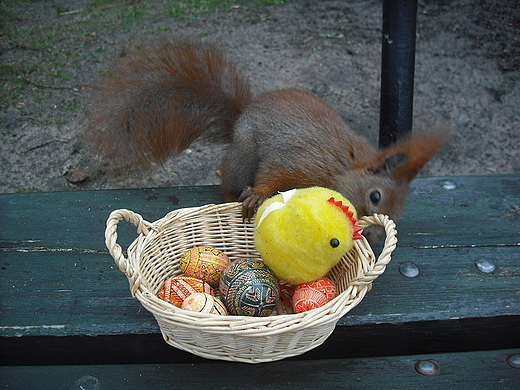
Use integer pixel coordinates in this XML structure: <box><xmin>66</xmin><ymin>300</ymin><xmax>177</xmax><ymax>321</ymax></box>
<box><xmin>1</xmin><ymin>0</ymin><xmax>519</xmax><ymax>194</ymax></box>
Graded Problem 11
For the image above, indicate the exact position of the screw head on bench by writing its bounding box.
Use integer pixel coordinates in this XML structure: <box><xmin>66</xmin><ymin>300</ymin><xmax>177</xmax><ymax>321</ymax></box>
<box><xmin>506</xmin><ymin>353</ymin><xmax>520</xmax><ymax>369</ymax></box>
<box><xmin>475</xmin><ymin>258</ymin><xmax>496</xmax><ymax>273</ymax></box>
<box><xmin>399</xmin><ymin>262</ymin><xmax>419</xmax><ymax>278</ymax></box>
<box><xmin>440</xmin><ymin>180</ymin><xmax>456</xmax><ymax>190</ymax></box>
<box><xmin>414</xmin><ymin>359</ymin><xmax>440</xmax><ymax>376</ymax></box>
<box><xmin>71</xmin><ymin>375</ymin><xmax>100</xmax><ymax>390</ymax></box>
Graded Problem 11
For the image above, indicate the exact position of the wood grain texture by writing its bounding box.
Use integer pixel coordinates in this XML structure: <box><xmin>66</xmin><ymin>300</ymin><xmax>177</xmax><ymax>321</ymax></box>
<box><xmin>399</xmin><ymin>175</ymin><xmax>519</xmax><ymax>247</ymax></box>
<box><xmin>0</xmin><ymin>186</ymin><xmax>223</xmax><ymax>251</ymax></box>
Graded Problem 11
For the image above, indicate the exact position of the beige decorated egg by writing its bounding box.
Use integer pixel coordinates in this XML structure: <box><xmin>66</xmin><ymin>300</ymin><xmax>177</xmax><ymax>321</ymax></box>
<box><xmin>181</xmin><ymin>292</ymin><xmax>228</xmax><ymax>315</ymax></box>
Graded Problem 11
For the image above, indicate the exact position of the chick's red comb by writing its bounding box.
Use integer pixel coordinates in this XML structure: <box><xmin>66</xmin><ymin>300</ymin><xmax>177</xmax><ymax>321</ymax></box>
<box><xmin>327</xmin><ymin>197</ymin><xmax>364</xmax><ymax>240</ymax></box>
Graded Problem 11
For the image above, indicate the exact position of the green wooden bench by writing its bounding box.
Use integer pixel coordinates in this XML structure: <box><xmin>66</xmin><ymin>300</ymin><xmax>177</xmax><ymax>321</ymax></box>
<box><xmin>1</xmin><ymin>175</ymin><xmax>519</xmax><ymax>389</ymax></box>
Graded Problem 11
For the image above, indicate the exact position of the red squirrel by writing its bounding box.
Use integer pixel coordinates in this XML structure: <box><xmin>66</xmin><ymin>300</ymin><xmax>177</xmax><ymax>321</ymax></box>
<box><xmin>83</xmin><ymin>36</ymin><xmax>447</xmax><ymax>243</ymax></box>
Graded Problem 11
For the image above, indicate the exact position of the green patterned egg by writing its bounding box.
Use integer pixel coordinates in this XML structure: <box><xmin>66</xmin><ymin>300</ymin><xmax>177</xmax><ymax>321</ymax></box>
<box><xmin>219</xmin><ymin>258</ymin><xmax>279</xmax><ymax>317</ymax></box>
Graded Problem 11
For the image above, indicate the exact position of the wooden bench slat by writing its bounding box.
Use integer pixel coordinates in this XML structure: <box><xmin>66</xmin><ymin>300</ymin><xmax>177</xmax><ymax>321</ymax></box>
<box><xmin>344</xmin><ymin>245</ymin><xmax>520</xmax><ymax>324</ymax></box>
<box><xmin>1</xmin><ymin>175</ymin><xmax>518</xmax><ymax>252</ymax></box>
<box><xmin>1</xmin><ymin>349</ymin><xmax>519</xmax><ymax>390</ymax></box>
<box><xmin>1</xmin><ymin>175</ymin><xmax>519</xmax><ymax>365</ymax></box>
<box><xmin>0</xmin><ymin>251</ymin><xmax>158</xmax><ymax>338</ymax></box>
<box><xmin>1</xmin><ymin>245</ymin><xmax>518</xmax><ymax>337</ymax></box>
<box><xmin>0</xmin><ymin>186</ymin><xmax>223</xmax><ymax>251</ymax></box>
<box><xmin>400</xmin><ymin>175</ymin><xmax>519</xmax><ymax>247</ymax></box>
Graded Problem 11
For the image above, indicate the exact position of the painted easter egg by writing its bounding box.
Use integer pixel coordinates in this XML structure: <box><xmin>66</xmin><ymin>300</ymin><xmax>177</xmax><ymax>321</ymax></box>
<box><xmin>211</xmin><ymin>295</ymin><xmax>228</xmax><ymax>316</ymax></box>
<box><xmin>181</xmin><ymin>292</ymin><xmax>228</xmax><ymax>315</ymax></box>
<box><xmin>292</xmin><ymin>277</ymin><xmax>338</xmax><ymax>313</ymax></box>
<box><xmin>157</xmin><ymin>276</ymin><xmax>214</xmax><ymax>308</ymax></box>
<box><xmin>179</xmin><ymin>246</ymin><xmax>230</xmax><ymax>287</ymax></box>
<box><xmin>220</xmin><ymin>258</ymin><xmax>280</xmax><ymax>317</ymax></box>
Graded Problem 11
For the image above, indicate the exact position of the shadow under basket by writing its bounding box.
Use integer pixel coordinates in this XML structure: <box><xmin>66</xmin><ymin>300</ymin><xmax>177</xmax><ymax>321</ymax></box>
<box><xmin>105</xmin><ymin>202</ymin><xmax>398</xmax><ymax>364</ymax></box>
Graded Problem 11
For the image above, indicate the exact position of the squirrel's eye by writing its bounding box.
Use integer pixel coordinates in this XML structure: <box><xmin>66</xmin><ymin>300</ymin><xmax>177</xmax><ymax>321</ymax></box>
<box><xmin>370</xmin><ymin>190</ymin><xmax>381</xmax><ymax>205</ymax></box>
<box><xmin>330</xmin><ymin>238</ymin><xmax>340</xmax><ymax>248</ymax></box>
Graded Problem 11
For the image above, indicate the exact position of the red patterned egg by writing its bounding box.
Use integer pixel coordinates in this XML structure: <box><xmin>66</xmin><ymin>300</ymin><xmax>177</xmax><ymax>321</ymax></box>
<box><xmin>157</xmin><ymin>276</ymin><xmax>214</xmax><ymax>307</ymax></box>
<box><xmin>292</xmin><ymin>277</ymin><xmax>338</xmax><ymax>313</ymax></box>
<box><xmin>220</xmin><ymin>258</ymin><xmax>279</xmax><ymax>317</ymax></box>
<box><xmin>181</xmin><ymin>292</ymin><xmax>228</xmax><ymax>315</ymax></box>
<box><xmin>179</xmin><ymin>246</ymin><xmax>230</xmax><ymax>287</ymax></box>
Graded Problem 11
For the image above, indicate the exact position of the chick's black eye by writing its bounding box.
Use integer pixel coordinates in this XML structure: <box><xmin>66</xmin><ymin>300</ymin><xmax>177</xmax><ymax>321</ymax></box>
<box><xmin>370</xmin><ymin>190</ymin><xmax>381</xmax><ymax>205</ymax></box>
<box><xmin>330</xmin><ymin>238</ymin><xmax>340</xmax><ymax>248</ymax></box>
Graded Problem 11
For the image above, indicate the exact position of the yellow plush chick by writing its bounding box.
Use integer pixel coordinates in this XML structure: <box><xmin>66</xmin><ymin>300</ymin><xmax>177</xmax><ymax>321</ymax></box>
<box><xmin>254</xmin><ymin>187</ymin><xmax>364</xmax><ymax>286</ymax></box>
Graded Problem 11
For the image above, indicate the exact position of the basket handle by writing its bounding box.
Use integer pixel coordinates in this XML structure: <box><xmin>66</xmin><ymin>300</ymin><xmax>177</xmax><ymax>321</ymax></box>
<box><xmin>352</xmin><ymin>213</ymin><xmax>398</xmax><ymax>285</ymax></box>
<box><xmin>105</xmin><ymin>209</ymin><xmax>153</xmax><ymax>295</ymax></box>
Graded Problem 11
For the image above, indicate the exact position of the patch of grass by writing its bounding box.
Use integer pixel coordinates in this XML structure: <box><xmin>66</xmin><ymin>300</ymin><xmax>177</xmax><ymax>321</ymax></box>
<box><xmin>86</xmin><ymin>0</ymin><xmax>123</xmax><ymax>10</ymax></box>
<box><xmin>256</xmin><ymin>0</ymin><xmax>287</xmax><ymax>5</ymax></box>
<box><xmin>0</xmin><ymin>65</ymin><xmax>27</xmax><ymax>108</ymax></box>
<box><xmin>0</xmin><ymin>64</ymin><xmax>19</xmax><ymax>78</ymax></box>
<box><xmin>16</xmin><ymin>187</ymin><xmax>39</xmax><ymax>193</ymax></box>
<box><xmin>62</xmin><ymin>99</ymin><xmax>79</xmax><ymax>111</ymax></box>
<box><xmin>34</xmin><ymin>96</ymin><xmax>47</xmax><ymax>104</ymax></box>
<box><xmin>51</xmin><ymin>70</ymin><xmax>77</xmax><ymax>81</ymax></box>
<box><xmin>0</xmin><ymin>0</ymin><xmax>286</xmax><ymax>110</ymax></box>
<box><xmin>0</xmin><ymin>0</ymin><xmax>36</xmax><ymax>32</ymax></box>
<box><xmin>164</xmin><ymin>0</ymin><xmax>241</xmax><ymax>18</ymax></box>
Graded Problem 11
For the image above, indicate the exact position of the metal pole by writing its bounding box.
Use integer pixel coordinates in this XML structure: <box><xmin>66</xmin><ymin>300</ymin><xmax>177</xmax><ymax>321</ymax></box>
<box><xmin>379</xmin><ymin>0</ymin><xmax>418</xmax><ymax>149</ymax></box>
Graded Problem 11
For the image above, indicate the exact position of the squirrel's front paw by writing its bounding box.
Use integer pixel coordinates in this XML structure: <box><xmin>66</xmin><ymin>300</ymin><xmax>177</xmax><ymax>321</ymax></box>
<box><xmin>238</xmin><ymin>187</ymin><xmax>265</xmax><ymax>221</ymax></box>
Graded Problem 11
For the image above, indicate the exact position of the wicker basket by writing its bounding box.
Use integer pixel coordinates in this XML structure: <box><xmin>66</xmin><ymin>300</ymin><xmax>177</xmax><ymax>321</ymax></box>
<box><xmin>105</xmin><ymin>202</ymin><xmax>397</xmax><ymax>363</ymax></box>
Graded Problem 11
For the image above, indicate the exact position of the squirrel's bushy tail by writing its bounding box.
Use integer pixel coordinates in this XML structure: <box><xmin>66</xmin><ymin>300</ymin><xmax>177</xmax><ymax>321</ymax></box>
<box><xmin>83</xmin><ymin>36</ymin><xmax>251</xmax><ymax>170</ymax></box>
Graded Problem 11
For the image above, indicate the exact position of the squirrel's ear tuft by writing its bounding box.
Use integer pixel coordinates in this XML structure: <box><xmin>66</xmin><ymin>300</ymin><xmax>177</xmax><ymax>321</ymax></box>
<box><xmin>362</xmin><ymin>128</ymin><xmax>450</xmax><ymax>183</ymax></box>
<box><xmin>366</xmin><ymin>152</ymin><xmax>408</xmax><ymax>177</ymax></box>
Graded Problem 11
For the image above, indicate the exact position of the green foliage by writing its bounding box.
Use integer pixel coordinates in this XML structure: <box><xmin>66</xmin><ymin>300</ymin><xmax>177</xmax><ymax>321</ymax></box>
<box><xmin>16</xmin><ymin>187</ymin><xmax>39</xmax><ymax>193</ymax></box>
<box><xmin>0</xmin><ymin>0</ymin><xmax>288</xmax><ymax>109</ymax></box>
<box><xmin>164</xmin><ymin>0</ymin><xmax>239</xmax><ymax>18</ymax></box>
<box><xmin>256</xmin><ymin>0</ymin><xmax>287</xmax><ymax>5</ymax></box>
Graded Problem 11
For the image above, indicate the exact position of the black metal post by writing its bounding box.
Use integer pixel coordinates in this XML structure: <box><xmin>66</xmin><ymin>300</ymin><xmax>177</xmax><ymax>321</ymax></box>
<box><xmin>379</xmin><ymin>0</ymin><xmax>418</xmax><ymax>149</ymax></box>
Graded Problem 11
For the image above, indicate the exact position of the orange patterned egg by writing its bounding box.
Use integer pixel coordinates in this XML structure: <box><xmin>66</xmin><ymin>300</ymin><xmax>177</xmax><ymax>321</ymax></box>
<box><xmin>179</xmin><ymin>246</ymin><xmax>230</xmax><ymax>287</ymax></box>
<box><xmin>292</xmin><ymin>277</ymin><xmax>338</xmax><ymax>313</ymax></box>
<box><xmin>157</xmin><ymin>276</ymin><xmax>214</xmax><ymax>307</ymax></box>
<box><xmin>181</xmin><ymin>292</ymin><xmax>228</xmax><ymax>315</ymax></box>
